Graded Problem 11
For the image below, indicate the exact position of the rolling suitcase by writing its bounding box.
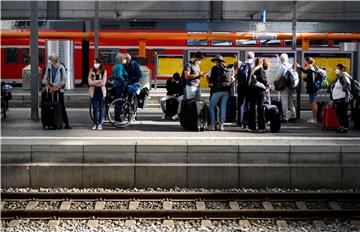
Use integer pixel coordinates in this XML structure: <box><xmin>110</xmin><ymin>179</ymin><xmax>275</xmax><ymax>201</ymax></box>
<box><xmin>41</xmin><ymin>91</ymin><xmax>63</xmax><ymax>130</ymax></box>
<box><xmin>165</xmin><ymin>98</ymin><xmax>179</xmax><ymax>118</ymax></box>
<box><xmin>316</xmin><ymin>90</ymin><xmax>327</xmax><ymax>123</ymax></box>
<box><xmin>322</xmin><ymin>104</ymin><xmax>339</xmax><ymax>130</ymax></box>
<box><xmin>352</xmin><ymin>99</ymin><xmax>360</xmax><ymax>130</ymax></box>
<box><xmin>265</xmin><ymin>104</ymin><xmax>281</xmax><ymax>133</ymax></box>
<box><xmin>225</xmin><ymin>95</ymin><xmax>237</xmax><ymax>123</ymax></box>
<box><xmin>180</xmin><ymin>99</ymin><xmax>208</xmax><ymax>131</ymax></box>
<box><xmin>271</xmin><ymin>92</ymin><xmax>283</xmax><ymax>120</ymax></box>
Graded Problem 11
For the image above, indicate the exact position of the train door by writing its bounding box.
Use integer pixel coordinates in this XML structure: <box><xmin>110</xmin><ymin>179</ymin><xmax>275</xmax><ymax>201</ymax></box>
<box><xmin>187</xmin><ymin>51</ymin><xmax>240</xmax><ymax>89</ymax></box>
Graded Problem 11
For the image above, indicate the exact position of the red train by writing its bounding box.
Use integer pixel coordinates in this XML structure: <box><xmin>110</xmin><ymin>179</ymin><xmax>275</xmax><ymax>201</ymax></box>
<box><xmin>0</xmin><ymin>29</ymin><xmax>345</xmax><ymax>85</ymax></box>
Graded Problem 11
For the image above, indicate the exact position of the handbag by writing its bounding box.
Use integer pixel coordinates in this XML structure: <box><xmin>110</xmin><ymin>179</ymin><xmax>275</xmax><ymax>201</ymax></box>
<box><xmin>274</xmin><ymin>77</ymin><xmax>287</xmax><ymax>91</ymax></box>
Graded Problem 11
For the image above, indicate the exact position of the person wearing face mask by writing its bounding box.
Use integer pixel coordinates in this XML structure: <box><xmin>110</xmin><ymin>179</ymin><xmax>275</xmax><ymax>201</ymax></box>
<box><xmin>331</xmin><ymin>64</ymin><xmax>352</xmax><ymax>133</ymax></box>
<box><xmin>182</xmin><ymin>51</ymin><xmax>205</xmax><ymax>100</ymax></box>
<box><xmin>44</xmin><ymin>54</ymin><xmax>71</xmax><ymax>129</ymax></box>
<box><xmin>123</xmin><ymin>53</ymin><xmax>142</xmax><ymax>85</ymax></box>
<box><xmin>296</xmin><ymin>57</ymin><xmax>319</xmax><ymax>124</ymax></box>
<box><xmin>112</xmin><ymin>53</ymin><xmax>128</xmax><ymax>121</ymax></box>
<box><xmin>247</xmin><ymin>58</ymin><xmax>269</xmax><ymax>132</ymax></box>
<box><xmin>207</xmin><ymin>55</ymin><xmax>233</xmax><ymax>131</ymax></box>
<box><xmin>88</xmin><ymin>58</ymin><xmax>107</xmax><ymax>130</ymax></box>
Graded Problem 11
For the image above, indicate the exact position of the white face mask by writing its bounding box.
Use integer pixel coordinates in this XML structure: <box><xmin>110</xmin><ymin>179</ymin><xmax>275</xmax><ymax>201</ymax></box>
<box><xmin>335</xmin><ymin>69</ymin><xmax>341</xmax><ymax>75</ymax></box>
<box><xmin>195</xmin><ymin>60</ymin><xmax>201</xmax><ymax>66</ymax></box>
<box><xmin>94</xmin><ymin>63</ymin><xmax>100</xmax><ymax>69</ymax></box>
<box><xmin>122</xmin><ymin>60</ymin><xmax>127</xmax><ymax>64</ymax></box>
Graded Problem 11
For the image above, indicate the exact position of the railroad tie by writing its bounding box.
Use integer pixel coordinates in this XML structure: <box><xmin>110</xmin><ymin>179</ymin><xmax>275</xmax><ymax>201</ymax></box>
<box><xmin>239</xmin><ymin>220</ymin><xmax>251</xmax><ymax>227</ymax></box>
<box><xmin>46</xmin><ymin>220</ymin><xmax>60</xmax><ymax>227</ymax></box>
<box><xmin>229</xmin><ymin>201</ymin><xmax>240</xmax><ymax>210</ymax></box>
<box><xmin>59</xmin><ymin>201</ymin><xmax>71</xmax><ymax>210</ymax></box>
<box><xmin>129</xmin><ymin>201</ymin><xmax>140</xmax><ymax>210</ymax></box>
<box><xmin>328</xmin><ymin>201</ymin><xmax>341</xmax><ymax>210</ymax></box>
<box><xmin>196</xmin><ymin>201</ymin><xmax>206</xmax><ymax>210</ymax></box>
<box><xmin>313</xmin><ymin>220</ymin><xmax>326</xmax><ymax>229</ymax></box>
<box><xmin>262</xmin><ymin>201</ymin><xmax>274</xmax><ymax>210</ymax></box>
<box><xmin>87</xmin><ymin>219</ymin><xmax>98</xmax><ymax>227</ymax></box>
<box><xmin>125</xmin><ymin>220</ymin><xmax>137</xmax><ymax>227</ymax></box>
<box><xmin>295</xmin><ymin>201</ymin><xmax>308</xmax><ymax>210</ymax></box>
<box><xmin>162</xmin><ymin>220</ymin><xmax>174</xmax><ymax>228</ymax></box>
<box><xmin>276</xmin><ymin>220</ymin><xmax>288</xmax><ymax>227</ymax></box>
<box><xmin>201</xmin><ymin>220</ymin><xmax>212</xmax><ymax>227</ymax></box>
<box><xmin>7</xmin><ymin>220</ymin><xmax>21</xmax><ymax>227</ymax></box>
<box><xmin>95</xmin><ymin>201</ymin><xmax>105</xmax><ymax>210</ymax></box>
<box><xmin>25</xmin><ymin>201</ymin><xmax>38</xmax><ymax>210</ymax></box>
<box><xmin>163</xmin><ymin>201</ymin><xmax>172</xmax><ymax>210</ymax></box>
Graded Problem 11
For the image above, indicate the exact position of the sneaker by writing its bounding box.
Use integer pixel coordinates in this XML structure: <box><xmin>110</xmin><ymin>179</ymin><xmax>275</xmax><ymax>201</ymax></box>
<box><xmin>91</xmin><ymin>125</ymin><xmax>97</xmax><ymax>130</ymax></box>
<box><xmin>207</xmin><ymin>125</ymin><xmax>215</xmax><ymax>131</ymax></box>
<box><xmin>171</xmin><ymin>114</ymin><xmax>178</xmax><ymax>120</ymax></box>
<box><xmin>219</xmin><ymin>124</ymin><xmax>224</xmax><ymax>131</ymax></box>
<box><xmin>257</xmin><ymin>129</ymin><xmax>266</xmax><ymax>133</ymax></box>
<box><xmin>161</xmin><ymin>114</ymin><xmax>166</xmax><ymax>120</ymax></box>
<box><xmin>247</xmin><ymin>128</ymin><xmax>255</xmax><ymax>132</ymax></box>
<box><xmin>307</xmin><ymin>119</ymin><xmax>317</xmax><ymax>124</ymax></box>
<box><xmin>97</xmin><ymin>125</ymin><xmax>103</xmax><ymax>130</ymax></box>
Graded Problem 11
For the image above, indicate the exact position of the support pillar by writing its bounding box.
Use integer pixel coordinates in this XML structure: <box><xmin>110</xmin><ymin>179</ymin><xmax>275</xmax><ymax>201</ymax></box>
<box><xmin>30</xmin><ymin>1</ymin><xmax>39</xmax><ymax>121</ymax></box>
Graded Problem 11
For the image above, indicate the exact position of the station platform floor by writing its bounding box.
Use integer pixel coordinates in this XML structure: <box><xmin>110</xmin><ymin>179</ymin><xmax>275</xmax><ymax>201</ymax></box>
<box><xmin>1</xmin><ymin>107</ymin><xmax>360</xmax><ymax>138</ymax></box>
<box><xmin>2</xmin><ymin>107</ymin><xmax>360</xmax><ymax>190</ymax></box>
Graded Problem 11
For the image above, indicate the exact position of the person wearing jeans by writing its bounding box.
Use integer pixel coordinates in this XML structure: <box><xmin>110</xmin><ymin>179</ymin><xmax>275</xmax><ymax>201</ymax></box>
<box><xmin>88</xmin><ymin>58</ymin><xmax>107</xmax><ymax>130</ymax></box>
<box><xmin>44</xmin><ymin>54</ymin><xmax>71</xmax><ymax>129</ymax></box>
<box><xmin>207</xmin><ymin>55</ymin><xmax>233</xmax><ymax>131</ymax></box>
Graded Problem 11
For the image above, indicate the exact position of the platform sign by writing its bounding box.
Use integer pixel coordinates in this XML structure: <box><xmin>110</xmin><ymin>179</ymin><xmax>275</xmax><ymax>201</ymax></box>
<box><xmin>304</xmin><ymin>53</ymin><xmax>352</xmax><ymax>84</ymax></box>
<box><xmin>157</xmin><ymin>55</ymin><xmax>184</xmax><ymax>77</ymax></box>
<box><xmin>189</xmin><ymin>51</ymin><xmax>239</xmax><ymax>88</ymax></box>
<box><xmin>253</xmin><ymin>52</ymin><xmax>295</xmax><ymax>84</ymax></box>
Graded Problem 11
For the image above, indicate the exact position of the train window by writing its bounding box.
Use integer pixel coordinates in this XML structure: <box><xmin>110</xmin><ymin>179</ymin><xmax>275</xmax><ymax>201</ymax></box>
<box><xmin>236</xmin><ymin>40</ymin><xmax>256</xmax><ymax>46</ymax></box>
<box><xmin>127</xmin><ymin>49</ymin><xmax>150</xmax><ymax>65</ymax></box>
<box><xmin>260</xmin><ymin>40</ymin><xmax>281</xmax><ymax>46</ymax></box>
<box><xmin>284</xmin><ymin>40</ymin><xmax>302</xmax><ymax>46</ymax></box>
<box><xmin>333</xmin><ymin>41</ymin><xmax>340</xmax><ymax>46</ymax></box>
<box><xmin>310</xmin><ymin>40</ymin><xmax>329</xmax><ymax>46</ymax></box>
<box><xmin>211</xmin><ymin>40</ymin><xmax>232</xmax><ymax>46</ymax></box>
<box><xmin>5</xmin><ymin>48</ymin><xmax>19</xmax><ymax>64</ymax></box>
<box><xmin>99</xmin><ymin>49</ymin><xmax>119</xmax><ymax>64</ymax></box>
<box><xmin>187</xmin><ymin>40</ymin><xmax>208</xmax><ymax>46</ymax></box>
<box><xmin>21</xmin><ymin>48</ymin><xmax>45</xmax><ymax>64</ymax></box>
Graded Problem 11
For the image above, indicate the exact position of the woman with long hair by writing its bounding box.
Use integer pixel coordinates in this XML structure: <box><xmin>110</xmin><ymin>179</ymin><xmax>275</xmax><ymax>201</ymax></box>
<box><xmin>88</xmin><ymin>58</ymin><xmax>107</xmax><ymax>130</ymax></box>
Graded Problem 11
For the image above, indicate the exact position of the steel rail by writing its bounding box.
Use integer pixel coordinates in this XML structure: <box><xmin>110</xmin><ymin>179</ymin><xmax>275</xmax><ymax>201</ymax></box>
<box><xmin>2</xmin><ymin>191</ymin><xmax>360</xmax><ymax>200</ymax></box>
<box><xmin>2</xmin><ymin>209</ymin><xmax>360</xmax><ymax>220</ymax></box>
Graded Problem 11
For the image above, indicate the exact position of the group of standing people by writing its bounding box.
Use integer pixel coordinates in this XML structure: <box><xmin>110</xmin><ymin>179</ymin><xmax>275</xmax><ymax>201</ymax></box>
<box><xmin>43</xmin><ymin>53</ymin><xmax>141</xmax><ymax>130</ymax></box>
<box><xmin>159</xmin><ymin>50</ymin><xmax>355</xmax><ymax>133</ymax></box>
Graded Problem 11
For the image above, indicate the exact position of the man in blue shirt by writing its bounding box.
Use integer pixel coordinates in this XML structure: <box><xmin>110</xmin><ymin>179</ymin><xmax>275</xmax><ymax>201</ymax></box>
<box><xmin>123</xmin><ymin>53</ymin><xmax>142</xmax><ymax>84</ymax></box>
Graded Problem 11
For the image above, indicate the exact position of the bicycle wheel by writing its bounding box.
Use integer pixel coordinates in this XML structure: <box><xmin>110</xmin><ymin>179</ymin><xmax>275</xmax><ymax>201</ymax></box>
<box><xmin>108</xmin><ymin>97</ymin><xmax>133</xmax><ymax>128</ymax></box>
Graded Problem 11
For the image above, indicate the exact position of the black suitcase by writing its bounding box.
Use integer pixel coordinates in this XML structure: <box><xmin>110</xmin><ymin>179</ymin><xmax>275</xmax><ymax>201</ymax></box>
<box><xmin>225</xmin><ymin>95</ymin><xmax>237</xmax><ymax>123</ymax></box>
<box><xmin>353</xmin><ymin>99</ymin><xmax>360</xmax><ymax>130</ymax></box>
<box><xmin>41</xmin><ymin>91</ymin><xmax>63</xmax><ymax>130</ymax></box>
<box><xmin>271</xmin><ymin>99</ymin><xmax>283</xmax><ymax>120</ymax></box>
<box><xmin>165</xmin><ymin>98</ymin><xmax>179</xmax><ymax>118</ymax></box>
<box><xmin>265</xmin><ymin>105</ymin><xmax>281</xmax><ymax>133</ymax></box>
<box><xmin>180</xmin><ymin>99</ymin><xmax>208</xmax><ymax>131</ymax></box>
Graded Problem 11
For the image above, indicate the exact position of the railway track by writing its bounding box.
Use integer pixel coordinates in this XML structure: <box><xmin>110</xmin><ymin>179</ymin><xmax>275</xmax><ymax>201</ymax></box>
<box><xmin>2</xmin><ymin>192</ymin><xmax>360</xmax><ymax>220</ymax></box>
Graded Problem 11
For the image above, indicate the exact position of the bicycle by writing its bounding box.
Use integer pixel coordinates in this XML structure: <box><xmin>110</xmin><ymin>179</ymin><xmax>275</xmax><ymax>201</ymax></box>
<box><xmin>89</xmin><ymin>78</ymin><xmax>141</xmax><ymax>128</ymax></box>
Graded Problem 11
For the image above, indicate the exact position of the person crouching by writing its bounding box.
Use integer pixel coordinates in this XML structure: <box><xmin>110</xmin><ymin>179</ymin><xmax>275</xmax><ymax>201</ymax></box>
<box><xmin>160</xmin><ymin>73</ymin><xmax>183</xmax><ymax>120</ymax></box>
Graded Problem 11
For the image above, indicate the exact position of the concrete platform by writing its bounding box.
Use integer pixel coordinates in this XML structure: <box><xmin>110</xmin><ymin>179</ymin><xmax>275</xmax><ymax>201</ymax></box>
<box><xmin>1</xmin><ymin>108</ymin><xmax>360</xmax><ymax>189</ymax></box>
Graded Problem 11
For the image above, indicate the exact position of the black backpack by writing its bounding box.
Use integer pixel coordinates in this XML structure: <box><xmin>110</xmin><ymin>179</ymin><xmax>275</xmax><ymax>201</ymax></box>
<box><xmin>237</xmin><ymin>62</ymin><xmax>251</xmax><ymax>87</ymax></box>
